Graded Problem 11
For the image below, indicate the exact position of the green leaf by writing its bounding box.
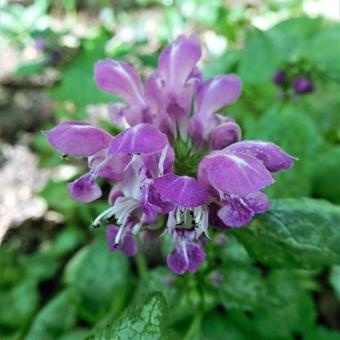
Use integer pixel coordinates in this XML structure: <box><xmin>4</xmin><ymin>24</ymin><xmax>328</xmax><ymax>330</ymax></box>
<box><xmin>216</xmin><ymin>237</ymin><xmax>286</xmax><ymax>311</ymax></box>
<box><xmin>313</xmin><ymin>146</ymin><xmax>340</xmax><ymax>204</ymax></box>
<box><xmin>94</xmin><ymin>293</ymin><xmax>171</xmax><ymax>340</ymax></box>
<box><xmin>218</xmin><ymin>262</ymin><xmax>268</xmax><ymax>311</ymax></box>
<box><xmin>305</xmin><ymin>24</ymin><xmax>340</xmax><ymax>75</ymax></box>
<box><xmin>200</xmin><ymin>312</ymin><xmax>253</xmax><ymax>340</ymax></box>
<box><xmin>135</xmin><ymin>267</ymin><xmax>195</xmax><ymax>325</ymax></box>
<box><xmin>24</xmin><ymin>251</ymin><xmax>60</xmax><ymax>281</ymax></box>
<box><xmin>64</xmin><ymin>233</ymin><xmax>130</xmax><ymax>323</ymax></box>
<box><xmin>329</xmin><ymin>266</ymin><xmax>340</xmax><ymax>301</ymax></box>
<box><xmin>203</xmin><ymin>50</ymin><xmax>240</xmax><ymax>78</ymax></box>
<box><xmin>267</xmin><ymin>17</ymin><xmax>323</xmax><ymax>62</ymax></box>
<box><xmin>219</xmin><ymin>269</ymin><xmax>317</xmax><ymax>340</ymax></box>
<box><xmin>26</xmin><ymin>289</ymin><xmax>80</xmax><ymax>340</ymax></box>
<box><xmin>0</xmin><ymin>247</ymin><xmax>24</xmax><ymax>287</ymax></box>
<box><xmin>48</xmin><ymin>32</ymin><xmax>112</xmax><ymax>119</ymax></box>
<box><xmin>252</xmin><ymin>270</ymin><xmax>316</xmax><ymax>339</ymax></box>
<box><xmin>14</xmin><ymin>60</ymin><xmax>45</xmax><ymax>76</ymax></box>
<box><xmin>219</xmin><ymin>235</ymin><xmax>251</xmax><ymax>264</ymax></box>
<box><xmin>52</xmin><ymin>226</ymin><xmax>86</xmax><ymax>257</ymax></box>
<box><xmin>59</xmin><ymin>329</ymin><xmax>92</xmax><ymax>340</ymax></box>
<box><xmin>233</xmin><ymin>198</ymin><xmax>340</xmax><ymax>268</ymax></box>
<box><xmin>0</xmin><ymin>279</ymin><xmax>39</xmax><ymax>329</ymax></box>
<box><xmin>39</xmin><ymin>180</ymin><xmax>78</xmax><ymax>216</ymax></box>
<box><xmin>304</xmin><ymin>326</ymin><xmax>340</xmax><ymax>340</ymax></box>
<box><xmin>239</xmin><ymin>29</ymin><xmax>276</xmax><ymax>85</ymax></box>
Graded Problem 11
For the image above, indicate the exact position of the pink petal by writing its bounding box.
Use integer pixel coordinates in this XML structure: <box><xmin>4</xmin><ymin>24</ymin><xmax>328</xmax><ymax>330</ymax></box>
<box><xmin>109</xmin><ymin>123</ymin><xmax>170</xmax><ymax>155</ymax></box>
<box><xmin>198</xmin><ymin>152</ymin><xmax>274</xmax><ymax>196</ymax></box>
<box><xmin>210</xmin><ymin>121</ymin><xmax>242</xmax><ymax>150</ymax></box>
<box><xmin>67</xmin><ymin>172</ymin><xmax>102</xmax><ymax>203</ymax></box>
<box><xmin>217</xmin><ymin>196</ymin><xmax>254</xmax><ymax>227</ymax></box>
<box><xmin>195</xmin><ymin>75</ymin><xmax>242</xmax><ymax>116</ymax></box>
<box><xmin>88</xmin><ymin>150</ymin><xmax>132</xmax><ymax>182</ymax></box>
<box><xmin>167</xmin><ymin>245</ymin><xmax>188</xmax><ymax>275</ymax></box>
<box><xmin>225</xmin><ymin>140</ymin><xmax>296</xmax><ymax>172</ymax></box>
<box><xmin>154</xmin><ymin>174</ymin><xmax>209</xmax><ymax>208</ymax></box>
<box><xmin>158</xmin><ymin>35</ymin><xmax>201</xmax><ymax>91</ymax></box>
<box><xmin>43</xmin><ymin>121</ymin><xmax>112</xmax><ymax>158</ymax></box>
<box><xmin>187</xmin><ymin>242</ymin><xmax>205</xmax><ymax>273</ymax></box>
<box><xmin>94</xmin><ymin>59</ymin><xmax>146</xmax><ymax>107</ymax></box>
<box><xmin>244</xmin><ymin>191</ymin><xmax>269</xmax><ymax>213</ymax></box>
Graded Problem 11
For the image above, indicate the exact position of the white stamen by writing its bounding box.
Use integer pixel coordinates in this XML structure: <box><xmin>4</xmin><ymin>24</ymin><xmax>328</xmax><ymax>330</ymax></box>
<box><xmin>168</xmin><ymin>205</ymin><xmax>209</xmax><ymax>240</ymax></box>
<box><xmin>92</xmin><ymin>154</ymin><xmax>112</xmax><ymax>177</ymax></box>
<box><xmin>158</xmin><ymin>145</ymin><xmax>168</xmax><ymax>176</ymax></box>
<box><xmin>109</xmin><ymin>196</ymin><xmax>139</xmax><ymax>227</ymax></box>
<box><xmin>114</xmin><ymin>224</ymin><xmax>125</xmax><ymax>245</ymax></box>
<box><xmin>132</xmin><ymin>222</ymin><xmax>142</xmax><ymax>235</ymax></box>
<box><xmin>181</xmin><ymin>241</ymin><xmax>189</xmax><ymax>265</ymax></box>
<box><xmin>91</xmin><ymin>196</ymin><xmax>139</xmax><ymax>228</ymax></box>
<box><xmin>92</xmin><ymin>206</ymin><xmax>116</xmax><ymax>227</ymax></box>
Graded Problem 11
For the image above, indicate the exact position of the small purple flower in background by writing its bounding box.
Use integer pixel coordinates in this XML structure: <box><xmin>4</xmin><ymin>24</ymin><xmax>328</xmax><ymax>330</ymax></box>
<box><xmin>44</xmin><ymin>48</ymin><xmax>64</xmax><ymax>66</ymax></box>
<box><xmin>33</xmin><ymin>37</ymin><xmax>45</xmax><ymax>52</ymax></box>
<box><xmin>44</xmin><ymin>35</ymin><xmax>296</xmax><ymax>275</ymax></box>
<box><xmin>273</xmin><ymin>68</ymin><xmax>315</xmax><ymax>96</ymax></box>
<box><xmin>292</xmin><ymin>76</ymin><xmax>315</xmax><ymax>94</ymax></box>
<box><xmin>273</xmin><ymin>70</ymin><xmax>286</xmax><ymax>86</ymax></box>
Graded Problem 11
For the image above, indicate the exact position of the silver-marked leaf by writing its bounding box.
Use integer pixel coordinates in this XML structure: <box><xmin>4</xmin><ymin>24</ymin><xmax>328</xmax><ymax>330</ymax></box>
<box><xmin>94</xmin><ymin>293</ymin><xmax>171</xmax><ymax>340</ymax></box>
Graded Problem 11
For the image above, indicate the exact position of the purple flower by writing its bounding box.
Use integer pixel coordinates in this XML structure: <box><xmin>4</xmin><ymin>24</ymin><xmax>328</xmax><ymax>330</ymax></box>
<box><xmin>198</xmin><ymin>151</ymin><xmax>273</xmax><ymax>228</ymax></box>
<box><xmin>198</xmin><ymin>141</ymin><xmax>295</xmax><ymax>227</ymax></box>
<box><xmin>95</xmin><ymin>59</ymin><xmax>152</xmax><ymax>126</ymax></box>
<box><xmin>189</xmin><ymin>75</ymin><xmax>242</xmax><ymax>147</ymax></box>
<box><xmin>158</xmin><ymin>35</ymin><xmax>201</xmax><ymax>93</ymax></box>
<box><xmin>44</xmin><ymin>35</ymin><xmax>296</xmax><ymax>274</ymax></box>
<box><xmin>158</xmin><ymin>35</ymin><xmax>202</xmax><ymax>139</ymax></box>
<box><xmin>154</xmin><ymin>174</ymin><xmax>209</xmax><ymax>241</ymax></box>
<box><xmin>198</xmin><ymin>152</ymin><xmax>274</xmax><ymax>197</ymax></box>
<box><xmin>46</xmin><ymin>48</ymin><xmax>63</xmax><ymax>66</ymax></box>
<box><xmin>154</xmin><ymin>174</ymin><xmax>209</xmax><ymax>274</ymax></box>
<box><xmin>216</xmin><ymin>192</ymin><xmax>269</xmax><ymax>227</ymax></box>
<box><xmin>67</xmin><ymin>172</ymin><xmax>102</xmax><ymax>203</ymax></box>
<box><xmin>209</xmin><ymin>271</ymin><xmax>224</xmax><ymax>287</ymax></box>
<box><xmin>88</xmin><ymin>151</ymin><xmax>132</xmax><ymax>183</ymax></box>
<box><xmin>43</xmin><ymin>121</ymin><xmax>112</xmax><ymax>158</ymax></box>
<box><xmin>167</xmin><ymin>241</ymin><xmax>205</xmax><ymax>275</ymax></box>
<box><xmin>107</xmin><ymin>224</ymin><xmax>138</xmax><ymax>257</ymax></box>
<box><xmin>292</xmin><ymin>76</ymin><xmax>315</xmax><ymax>94</ymax></box>
<box><xmin>210</xmin><ymin>119</ymin><xmax>242</xmax><ymax>150</ymax></box>
<box><xmin>225</xmin><ymin>140</ymin><xmax>296</xmax><ymax>172</ymax></box>
<box><xmin>273</xmin><ymin>70</ymin><xmax>286</xmax><ymax>86</ymax></box>
<box><xmin>91</xmin><ymin>124</ymin><xmax>175</xmax><ymax>254</ymax></box>
<box><xmin>154</xmin><ymin>173</ymin><xmax>208</xmax><ymax>208</ymax></box>
<box><xmin>33</xmin><ymin>37</ymin><xmax>45</xmax><ymax>51</ymax></box>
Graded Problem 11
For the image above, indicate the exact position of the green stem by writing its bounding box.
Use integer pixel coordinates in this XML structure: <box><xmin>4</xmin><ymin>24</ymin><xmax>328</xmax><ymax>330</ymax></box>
<box><xmin>183</xmin><ymin>311</ymin><xmax>203</xmax><ymax>340</ymax></box>
<box><xmin>135</xmin><ymin>251</ymin><xmax>148</xmax><ymax>280</ymax></box>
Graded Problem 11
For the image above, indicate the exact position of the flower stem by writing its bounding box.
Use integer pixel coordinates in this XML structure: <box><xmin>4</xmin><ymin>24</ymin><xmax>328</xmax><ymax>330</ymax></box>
<box><xmin>135</xmin><ymin>251</ymin><xmax>148</xmax><ymax>280</ymax></box>
<box><xmin>183</xmin><ymin>311</ymin><xmax>203</xmax><ymax>340</ymax></box>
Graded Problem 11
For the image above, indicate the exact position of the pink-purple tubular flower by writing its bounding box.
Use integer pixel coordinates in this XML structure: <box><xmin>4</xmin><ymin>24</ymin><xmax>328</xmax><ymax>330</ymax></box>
<box><xmin>44</xmin><ymin>35</ymin><xmax>296</xmax><ymax>275</ymax></box>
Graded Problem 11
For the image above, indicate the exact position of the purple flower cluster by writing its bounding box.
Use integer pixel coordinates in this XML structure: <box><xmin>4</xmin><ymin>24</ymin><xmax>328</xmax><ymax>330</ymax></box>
<box><xmin>44</xmin><ymin>35</ymin><xmax>296</xmax><ymax>275</ymax></box>
<box><xmin>273</xmin><ymin>70</ymin><xmax>315</xmax><ymax>95</ymax></box>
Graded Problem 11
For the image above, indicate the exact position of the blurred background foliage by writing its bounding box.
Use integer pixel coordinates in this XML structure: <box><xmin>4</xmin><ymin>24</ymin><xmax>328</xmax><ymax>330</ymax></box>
<box><xmin>0</xmin><ymin>0</ymin><xmax>339</xmax><ymax>339</ymax></box>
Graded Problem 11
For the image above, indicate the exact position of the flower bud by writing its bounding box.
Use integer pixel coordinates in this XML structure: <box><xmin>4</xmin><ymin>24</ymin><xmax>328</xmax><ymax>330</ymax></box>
<box><xmin>292</xmin><ymin>76</ymin><xmax>314</xmax><ymax>94</ymax></box>
<box><xmin>210</xmin><ymin>121</ymin><xmax>241</xmax><ymax>150</ymax></box>
<box><xmin>273</xmin><ymin>70</ymin><xmax>286</xmax><ymax>86</ymax></box>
